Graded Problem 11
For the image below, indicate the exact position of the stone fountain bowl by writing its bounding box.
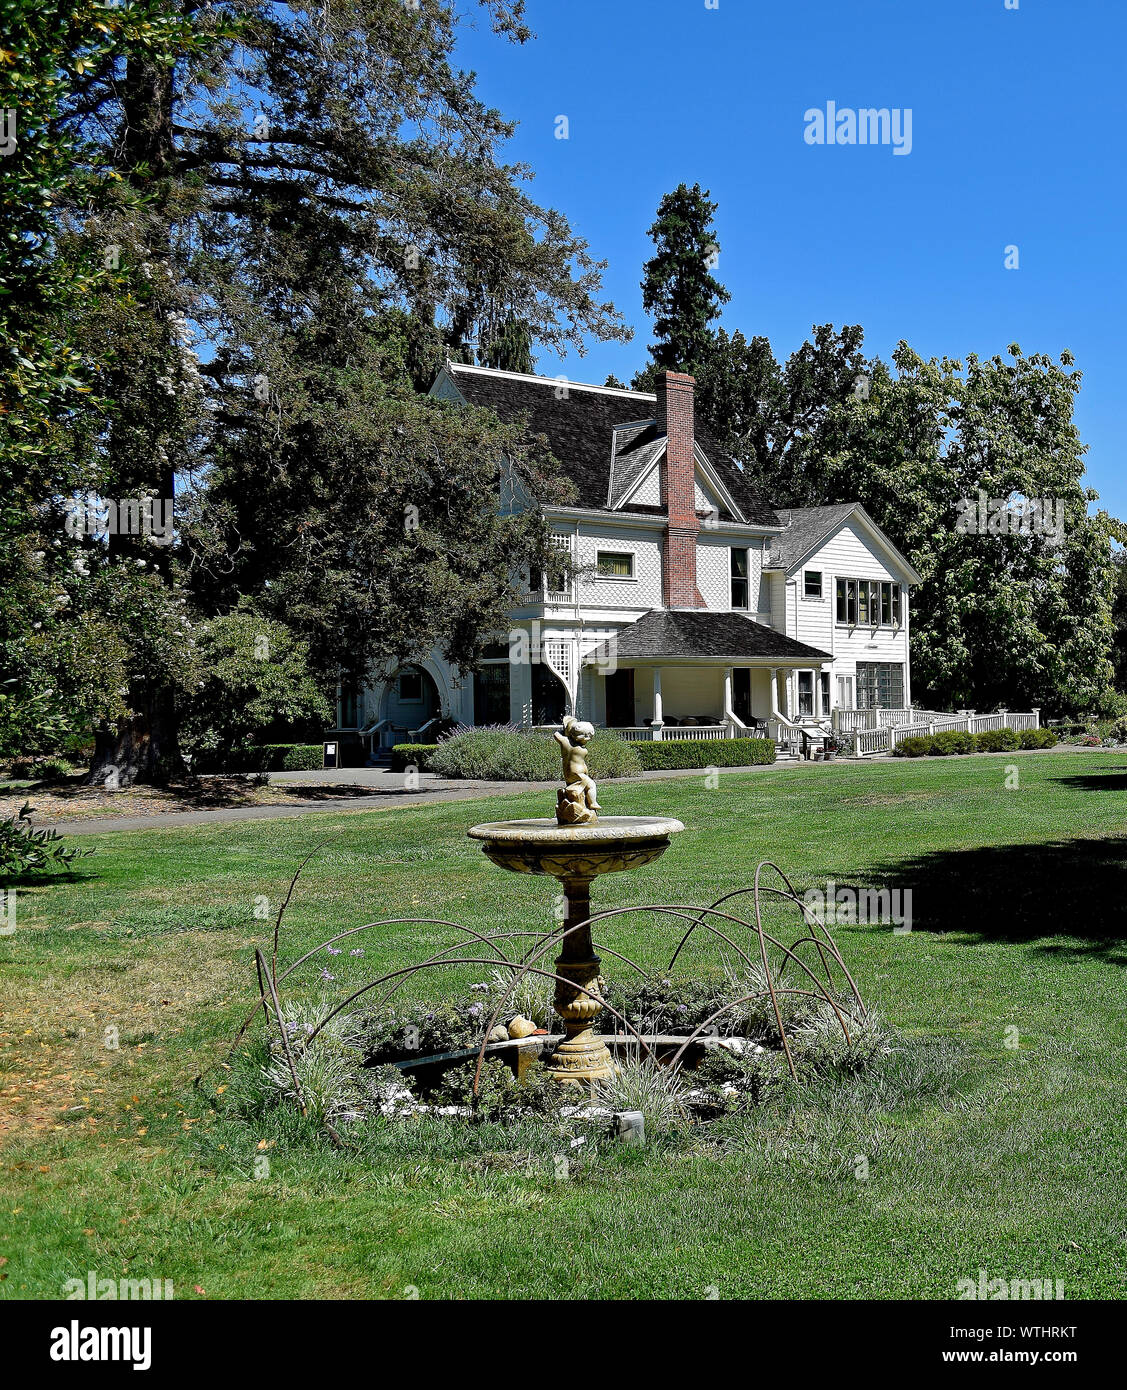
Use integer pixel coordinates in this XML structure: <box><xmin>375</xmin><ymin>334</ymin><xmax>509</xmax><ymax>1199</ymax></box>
<box><xmin>467</xmin><ymin>815</ymin><xmax>685</xmax><ymax>881</ymax></box>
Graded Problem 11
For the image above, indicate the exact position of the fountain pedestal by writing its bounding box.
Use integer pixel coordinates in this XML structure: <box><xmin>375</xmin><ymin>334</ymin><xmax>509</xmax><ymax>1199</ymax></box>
<box><xmin>467</xmin><ymin>816</ymin><xmax>685</xmax><ymax>1085</ymax></box>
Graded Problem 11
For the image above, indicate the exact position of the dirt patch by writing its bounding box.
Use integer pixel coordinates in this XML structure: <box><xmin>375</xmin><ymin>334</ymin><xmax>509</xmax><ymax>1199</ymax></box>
<box><xmin>0</xmin><ymin>776</ymin><xmax>384</xmax><ymax>825</ymax></box>
<box><xmin>0</xmin><ymin>937</ymin><xmax>255</xmax><ymax>1141</ymax></box>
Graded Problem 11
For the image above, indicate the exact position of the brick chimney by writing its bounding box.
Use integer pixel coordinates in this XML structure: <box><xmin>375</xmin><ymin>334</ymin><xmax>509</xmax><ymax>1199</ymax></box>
<box><xmin>655</xmin><ymin>370</ymin><xmax>705</xmax><ymax>608</ymax></box>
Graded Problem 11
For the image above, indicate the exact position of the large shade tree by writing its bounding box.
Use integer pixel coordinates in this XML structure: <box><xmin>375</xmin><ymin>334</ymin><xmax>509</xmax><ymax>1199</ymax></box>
<box><xmin>18</xmin><ymin>0</ymin><xmax>626</xmax><ymax>782</ymax></box>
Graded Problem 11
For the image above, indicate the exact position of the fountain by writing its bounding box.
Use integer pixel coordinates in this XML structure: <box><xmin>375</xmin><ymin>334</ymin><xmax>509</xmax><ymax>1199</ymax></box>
<box><xmin>468</xmin><ymin>717</ymin><xmax>684</xmax><ymax>1084</ymax></box>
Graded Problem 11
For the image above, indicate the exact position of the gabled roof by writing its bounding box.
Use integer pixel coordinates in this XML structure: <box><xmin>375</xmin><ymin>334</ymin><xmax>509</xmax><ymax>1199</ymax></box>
<box><xmin>439</xmin><ymin>362</ymin><xmax>779</xmax><ymax>528</ymax></box>
<box><xmin>594</xmin><ymin>610</ymin><xmax>831</xmax><ymax>663</ymax></box>
<box><xmin>767</xmin><ymin>503</ymin><xmax>923</xmax><ymax>584</ymax></box>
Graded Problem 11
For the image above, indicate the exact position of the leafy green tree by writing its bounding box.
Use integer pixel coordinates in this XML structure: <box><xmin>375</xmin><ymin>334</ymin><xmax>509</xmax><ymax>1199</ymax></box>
<box><xmin>0</xmin><ymin>0</ymin><xmax>220</xmax><ymax>778</ymax></box>
<box><xmin>635</xmin><ymin>183</ymin><xmax>729</xmax><ymax>380</ymax></box>
<box><xmin>12</xmin><ymin>0</ymin><xmax>625</xmax><ymax>783</ymax></box>
<box><xmin>179</xmin><ymin>609</ymin><xmax>330</xmax><ymax>760</ymax></box>
<box><xmin>695</xmin><ymin>323</ymin><xmax>867</xmax><ymax>503</ymax></box>
<box><xmin>818</xmin><ymin>344</ymin><xmax>1115</xmax><ymax>715</ymax></box>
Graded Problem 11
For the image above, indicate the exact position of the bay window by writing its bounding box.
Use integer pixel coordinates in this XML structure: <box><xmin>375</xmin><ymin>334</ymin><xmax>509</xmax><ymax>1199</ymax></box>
<box><xmin>835</xmin><ymin>578</ymin><xmax>902</xmax><ymax>628</ymax></box>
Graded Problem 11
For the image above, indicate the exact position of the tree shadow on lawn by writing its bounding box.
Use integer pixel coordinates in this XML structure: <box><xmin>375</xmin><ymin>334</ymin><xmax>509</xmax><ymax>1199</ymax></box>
<box><xmin>863</xmin><ymin>834</ymin><xmax>1127</xmax><ymax>965</ymax></box>
<box><xmin>1051</xmin><ymin>766</ymin><xmax>1127</xmax><ymax>793</ymax></box>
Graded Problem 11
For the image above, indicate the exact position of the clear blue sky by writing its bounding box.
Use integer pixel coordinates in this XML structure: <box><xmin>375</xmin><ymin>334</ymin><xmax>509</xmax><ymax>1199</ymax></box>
<box><xmin>455</xmin><ymin>0</ymin><xmax>1126</xmax><ymax>515</ymax></box>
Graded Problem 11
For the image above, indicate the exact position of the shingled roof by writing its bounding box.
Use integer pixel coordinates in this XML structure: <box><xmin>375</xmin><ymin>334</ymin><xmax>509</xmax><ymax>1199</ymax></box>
<box><xmin>767</xmin><ymin>504</ymin><xmax>858</xmax><ymax>571</ymax></box>
<box><xmin>595</xmin><ymin>610</ymin><xmax>831</xmax><ymax>663</ymax></box>
<box><xmin>443</xmin><ymin>363</ymin><xmax>779</xmax><ymax>528</ymax></box>
<box><xmin>767</xmin><ymin>503</ymin><xmax>923</xmax><ymax>583</ymax></box>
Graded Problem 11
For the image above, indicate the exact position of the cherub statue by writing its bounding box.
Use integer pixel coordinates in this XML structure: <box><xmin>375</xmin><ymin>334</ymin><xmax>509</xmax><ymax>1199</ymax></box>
<box><xmin>554</xmin><ymin>715</ymin><xmax>600</xmax><ymax>825</ymax></box>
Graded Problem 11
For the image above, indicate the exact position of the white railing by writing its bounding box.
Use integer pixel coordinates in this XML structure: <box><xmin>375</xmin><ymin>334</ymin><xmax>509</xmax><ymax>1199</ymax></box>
<box><xmin>662</xmin><ymin>724</ymin><xmax>728</xmax><ymax>741</ymax></box>
<box><xmin>605</xmin><ymin>726</ymin><xmax>656</xmax><ymax>741</ymax></box>
<box><xmin>840</xmin><ymin>708</ymin><xmax>1040</xmax><ymax>755</ymax></box>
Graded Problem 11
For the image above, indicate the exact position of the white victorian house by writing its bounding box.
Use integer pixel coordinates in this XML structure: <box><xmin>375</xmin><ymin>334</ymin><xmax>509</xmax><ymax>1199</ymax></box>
<box><xmin>339</xmin><ymin>363</ymin><xmax>922</xmax><ymax>761</ymax></box>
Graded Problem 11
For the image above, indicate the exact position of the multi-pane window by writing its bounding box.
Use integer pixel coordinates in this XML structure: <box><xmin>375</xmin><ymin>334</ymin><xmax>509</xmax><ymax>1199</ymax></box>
<box><xmin>804</xmin><ymin>570</ymin><xmax>822</xmax><ymax>598</ymax></box>
<box><xmin>855</xmin><ymin>662</ymin><xmax>904</xmax><ymax>710</ymax></box>
<box><xmin>544</xmin><ymin>532</ymin><xmax>573</xmax><ymax>601</ymax></box>
<box><xmin>596</xmin><ymin>550</ymin><xmax>634</xmax><ymax>578</ymax></box>
<box><xmin>835</xmin><ymin>578</ymin><xmax>901</xmax><ymax>628</ymax></box>
<box><xmin>798</xmin><ymin>670</ymin><xmax>814</xmax><ymax>716</ymax></box>
<box><xmin>730</xmin><ymin>548</ymin><xmax>749</xmax><ymax>609</ymax></box>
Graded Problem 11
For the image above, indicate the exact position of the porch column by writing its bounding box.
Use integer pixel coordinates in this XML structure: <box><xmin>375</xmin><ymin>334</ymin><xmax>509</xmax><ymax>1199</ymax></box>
<box><xmin>768</xmin><ymin>668</ymin><xmax>781</xmax><ymax>719</ymax></box>
<box><xmin>814</xmin><ymin>667</ymin><xmax>823</xmax><ymax>719</ymax></box>
<box><xmin>652</xmin><ymin>667</ymin><xmax>663</xmax><ymax>740</ymax></box>
<box><xmin>723</xmin><ymin>666</ymin><xmax>734</xmax><ymax>731</ymax></box>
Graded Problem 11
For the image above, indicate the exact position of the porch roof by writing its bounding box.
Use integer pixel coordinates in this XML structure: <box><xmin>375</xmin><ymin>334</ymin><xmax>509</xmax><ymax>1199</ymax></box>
<box><xmin>590</xmin><ymin>610</ymin><xmax>832</xmax><ymax>665</ymax></box>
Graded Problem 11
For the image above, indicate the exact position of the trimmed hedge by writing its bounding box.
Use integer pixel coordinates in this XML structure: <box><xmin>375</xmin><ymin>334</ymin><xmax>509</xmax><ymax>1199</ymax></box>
<box><xmin>629</xmin><ymin>737</ymin><xmax>775</xmax><ymax>770</ymax></box>
<box><xmin>192</xmin><ymin>743</ymin><xmax>323</xmax><ymax>773</ymax></box>
<box><xmin>391</xmin><ymin>743</ymin><xmax>438</xmax><ymax>773</ymax></box>
<box><xmin>894</xmin><ymin>727</ymin><xmax>1056</xmax><ymax>758</ymax></box>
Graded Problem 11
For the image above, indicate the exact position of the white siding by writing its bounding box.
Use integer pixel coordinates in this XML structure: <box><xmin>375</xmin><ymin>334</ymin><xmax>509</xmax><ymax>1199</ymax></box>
<box><xmin>789</xmin><ymin>520</ymin><xmax>911</xmax><ymax>699</ymax></box>
<box><xmin>574</xmin><ymin>525</ymin><xmax>664</xmax><ymax>610</ymax></box>
<box><xmin>697</xmin><ymin>535</ymin><xmax>764</xmax><ymax>613</ymax></box>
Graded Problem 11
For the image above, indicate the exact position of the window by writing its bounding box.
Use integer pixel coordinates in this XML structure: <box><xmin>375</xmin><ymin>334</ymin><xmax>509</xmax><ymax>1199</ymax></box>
<box><xmin>473</xmin><ymin>664</ymin><xmax>511</xmax><ymax>724</ymax></box>
<box><xmin>730</xmin><ymin>548</ymin><xmax>749</xmax><ymax>609</ymax></box>
<box><xmin>820</xmin><ymin>670</ymin><xmax>830</xmax><ymax>714</ymax></box>
<box><xmin>544</xmin><ymin>532</ymin><xmax>573</xmax><ymax>601</ymax></box>
<box><xmin>339</xmin><ymin>683</ymin><xmax>359</xmax><ymax>729</ymax></box>
<box><xmin>804</xmin><ymin>570</ymin><xmax>823</xmax><ymax>599</ymax></box>
<box><xmin>836</xmin><ymin>674</ymin><xmax>854</xmax><ymax>709</ymax></box>
<box><xmin>397</xmin><ymin>670</ymin><xmax>423</xmax><ymax>702</ymax></box>
<box><xmin>596</xmin><ymin>550</ymin><xmax>634</xmax><ymax>579</ymax></box>
<box><xmin>855</xmin><ymin>662</ymin><xmax>904</xmax><ymax>710</ymax></box>
<box><xmin>835</xmin><ymin>578</ymin><xmax>902</xmax><ymax>628</ymax></box>
<box><xmin>798</xmin><ymin>670</ymin><xmax>814</xmax><ymax>716</ymax></box>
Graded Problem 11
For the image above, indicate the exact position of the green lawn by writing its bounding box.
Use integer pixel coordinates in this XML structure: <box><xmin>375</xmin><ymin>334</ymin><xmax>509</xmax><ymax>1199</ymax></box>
<box><xmin>3</xmin><ymin>749</ymin><xmax>1127</xmax><ymax>1300</ymax></box>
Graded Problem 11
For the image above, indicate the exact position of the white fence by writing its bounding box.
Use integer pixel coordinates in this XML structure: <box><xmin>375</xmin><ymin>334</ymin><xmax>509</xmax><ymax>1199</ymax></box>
<box><xmin>835</xmin><ymin>707</ymin><xmax>1041</xmax><ymax>756</ymax></box>
<box><xmin>604</xmin><ymin>724</ymin><xmax>730</xmax><ymax>742</ymax></box>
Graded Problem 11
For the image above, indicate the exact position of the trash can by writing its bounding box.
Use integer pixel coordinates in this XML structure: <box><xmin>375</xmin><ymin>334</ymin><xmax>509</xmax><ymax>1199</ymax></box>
<box><xmin>323</xmin><ymin>741</ymin><xmax>338</xmax><ymax>769</ymax></box>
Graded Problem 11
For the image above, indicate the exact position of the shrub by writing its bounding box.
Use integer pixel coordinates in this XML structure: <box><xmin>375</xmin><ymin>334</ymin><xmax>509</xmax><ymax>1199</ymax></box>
<box><xmin>428</xmin><ymin>727</ymin><xmax>642</xmax><ymax>781</ymax></box>
<box><xmin>391</xmin><ymin>743</ymin><xmax>438</xmax><ymax>773</ymax></box>
<box><xmin>629</xmin><ymin>737</ymin><xmax>775</xmax><ymax>770</ymax></box>
<box><xmin>38</xmin><ymin>757</ymin><xmax>73</xmax><ymax>780</ymax></box>
<box><xmin>1018</xmin><ymin>727</ymin><xmax>1057</xmax><ymax>749</ymax></box>
<box><xmin>975</xmin><ymin>727</ymin><xmax>1020</xmax><ymax>753</ymax></box>
<box><xmin>892</xmin><ymin>736</ymin><xmax>934</xmax><ymax>758</ymax></box>
<box><xmin>276</xmin><ymin>743</ymin><xmax>322</xmax><ymax>771</ymax></box>
<box><xmin>0</xmin><ymin>803</ymin><xmax>93</xmax><ymax>875</ymax></box>
<box><xmin>931</xmin><ymin>729</ymin><xmax>975</xmax><ymax>756</ymax></box>
<box><xmin>191</xmin><ymin>743</ymin><xmax>323</xmax><ymax>773</ymax></box>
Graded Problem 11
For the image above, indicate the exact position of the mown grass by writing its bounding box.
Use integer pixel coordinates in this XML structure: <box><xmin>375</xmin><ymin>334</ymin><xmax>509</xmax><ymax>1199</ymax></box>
<box><xmin>3</xmin><ymin>749</ymin><xmax>1127</xmax><ymax>1300</ymax></box>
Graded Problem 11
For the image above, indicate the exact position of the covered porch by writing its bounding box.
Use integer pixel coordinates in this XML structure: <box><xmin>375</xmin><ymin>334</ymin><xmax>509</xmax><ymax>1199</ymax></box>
<box><xmin>584</xmin><ymin>610</ymin><xmax>834</xmax><ymax>757</ymax></box>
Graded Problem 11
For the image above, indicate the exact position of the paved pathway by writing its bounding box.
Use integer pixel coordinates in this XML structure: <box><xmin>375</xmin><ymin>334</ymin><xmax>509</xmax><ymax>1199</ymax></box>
<box><xmin>50</xmin><ymin>761</ymin><xmax>825</xmax><ymax>836</ymax></box>
<box><xmin>48</xmin><ymin>745</ymin><xmax>1095</xmax><ymax>836</ymax></box>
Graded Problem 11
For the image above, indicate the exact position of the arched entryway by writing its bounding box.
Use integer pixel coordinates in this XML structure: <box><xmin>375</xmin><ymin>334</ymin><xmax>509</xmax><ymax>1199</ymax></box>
<box><xmin>381</xmin><ymin>664</ymin><xmax>440</xmax><ymax>735</ymax></box>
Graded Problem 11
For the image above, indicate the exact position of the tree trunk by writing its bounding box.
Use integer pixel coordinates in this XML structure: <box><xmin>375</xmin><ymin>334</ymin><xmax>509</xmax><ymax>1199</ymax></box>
<box><xmin>88</xmin><ymin>688</ymin><xmax>183</xmax><ymax>788</ymax></box>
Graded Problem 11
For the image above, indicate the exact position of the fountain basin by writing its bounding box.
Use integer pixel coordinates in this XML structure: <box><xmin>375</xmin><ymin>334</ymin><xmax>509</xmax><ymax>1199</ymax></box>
<box><xmin>467</xmin><ymin>815</ymin><xmax>684</xmax><ymax>880</ymax></box>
